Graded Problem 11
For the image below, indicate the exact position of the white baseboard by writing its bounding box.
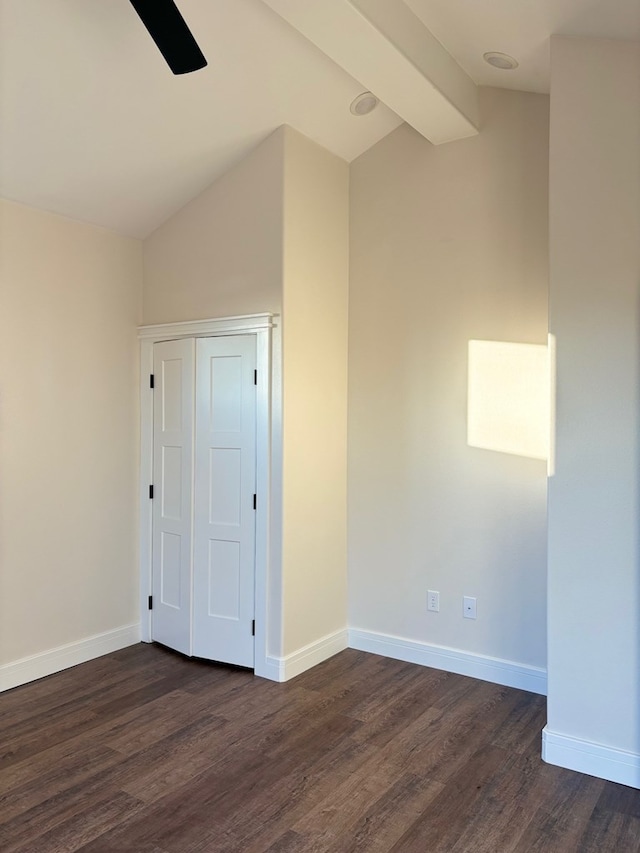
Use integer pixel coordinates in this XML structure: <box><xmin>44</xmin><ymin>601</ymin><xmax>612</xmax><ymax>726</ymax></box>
<box><xmin>264</xmin><ymin>628</ymin><xmax>348</xmax><ymax>682</ymax></box>
<box><xmin>542</xmin><ymin>727</ymin><xmax>640</xmax><ymax>789</ymax></box>
<box><xmin>0</xmin><ymin>623</ymin><xmax>141</xmax><ymax>693</ymax></box>
<box><xmin>348</xmin><ymin>628</ymin><xmax>547</xmax><ymax>695</ymax></box>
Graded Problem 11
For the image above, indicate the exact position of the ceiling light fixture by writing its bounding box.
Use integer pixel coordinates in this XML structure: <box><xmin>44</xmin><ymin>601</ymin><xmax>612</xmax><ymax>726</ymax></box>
<box><xmin>350</xmin><ymin>92</ymin><xmax>379</xmax><ymax>116</ymax></box>
<box><xmin>483</xmin><ymin>52</ymin><xmax>519</xmax><ymax>70</ymax></box>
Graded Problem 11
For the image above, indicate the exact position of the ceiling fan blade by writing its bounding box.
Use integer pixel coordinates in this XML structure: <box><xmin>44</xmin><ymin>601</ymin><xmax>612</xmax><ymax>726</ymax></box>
<box><xmin>129</xmin><ymin>0</ymin><xmax>207</xmax><ymax>75</ymax></box>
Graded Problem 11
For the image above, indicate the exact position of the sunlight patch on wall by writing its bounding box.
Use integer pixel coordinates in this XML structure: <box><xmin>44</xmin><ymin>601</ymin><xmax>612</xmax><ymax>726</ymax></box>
<box><xmin>468</xmin><ymin>339</ymin><xmax>551</xmax><ymax>463</ymax></box>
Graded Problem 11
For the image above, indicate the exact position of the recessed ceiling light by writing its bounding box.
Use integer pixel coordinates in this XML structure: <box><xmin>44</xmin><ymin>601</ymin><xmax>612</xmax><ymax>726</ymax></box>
<box><xmin>483</xmin><ymin>52</ymin><xmax>519</xmax><ymax>70</ymax></box>
<box><xmin>350</xmin><ymin>92</ymin><xmax>379</xmax><ymax>116</ymax></box>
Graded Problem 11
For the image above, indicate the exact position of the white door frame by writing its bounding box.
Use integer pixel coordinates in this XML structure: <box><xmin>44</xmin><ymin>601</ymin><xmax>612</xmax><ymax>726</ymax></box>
<box><xmin>138</xmin><ymin>313</ymin><xmax>280</xmax><ymax>680</ymax></box>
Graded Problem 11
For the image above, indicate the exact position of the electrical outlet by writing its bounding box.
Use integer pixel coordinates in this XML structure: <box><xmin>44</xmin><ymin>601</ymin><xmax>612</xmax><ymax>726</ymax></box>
<box><xmin>463</xmin><ymin>596</ymin><xmax>477</xmax><ymax>619</ymax></box>
<box><xmin>427</xmin><ymin>590</ymin><xmax>440</xmax><ymax>612</ymax></box>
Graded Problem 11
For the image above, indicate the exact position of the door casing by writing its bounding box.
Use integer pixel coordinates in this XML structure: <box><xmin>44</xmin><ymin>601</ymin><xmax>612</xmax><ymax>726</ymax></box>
<box><xmin>138</xmin><ymin>313</ymin><xmax>279</xmax><ymax>680</ymax></box>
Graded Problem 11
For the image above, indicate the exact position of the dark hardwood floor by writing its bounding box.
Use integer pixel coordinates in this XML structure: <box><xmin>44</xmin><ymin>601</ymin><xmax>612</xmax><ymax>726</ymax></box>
<box><xmin>1</xmin><ymin>644</ymin><xmax>638</xmax><ymax>852</ymax></box>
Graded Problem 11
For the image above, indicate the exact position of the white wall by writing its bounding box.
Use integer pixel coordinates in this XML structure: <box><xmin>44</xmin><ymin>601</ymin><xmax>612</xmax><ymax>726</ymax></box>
<box><xmin>143</xmin><ymin>129</ymin><xmax>285</xmax><ymax>324</ymax></box>
<box><xmin>545</xmin><ymin>38</ymin><xmax>640</xmax><ymax>782</ymax></box>
<box><xmin>348</xmin><ymin>88</ymin><xmax>549</xmax><ymax>678</ymax></box>
<box><xmin>281</xmin><ymin>127</ymin><xmax>349</xmax><ymax>656</ymax></box>
<box><xmin>0</xmin><ymin>200</ymin><xmax>142</xmax><ymax>672</ymax></box>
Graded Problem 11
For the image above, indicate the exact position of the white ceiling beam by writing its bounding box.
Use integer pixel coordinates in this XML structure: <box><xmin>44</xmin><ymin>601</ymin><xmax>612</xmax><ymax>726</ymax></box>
<box><xmin>259</xmin><ymin>0</ymin><xmax>479</xmax><ymax>145</ymax></box>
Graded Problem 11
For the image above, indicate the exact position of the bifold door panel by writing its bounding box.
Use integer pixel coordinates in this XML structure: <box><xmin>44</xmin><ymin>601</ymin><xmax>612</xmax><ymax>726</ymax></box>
<box><xmin>193</xmin><ymin>336</ymin><xmax>256</xmax><ymax>666</ymax></box>
<box><xmin>151</xmin><ymin>339</ymin><xmax>195</xmax><ymax>656</ymax></box>
<box><xmin>151</xmin><ymin>335</ymin><xmax>256</xmax><ymax>667</ymax></box>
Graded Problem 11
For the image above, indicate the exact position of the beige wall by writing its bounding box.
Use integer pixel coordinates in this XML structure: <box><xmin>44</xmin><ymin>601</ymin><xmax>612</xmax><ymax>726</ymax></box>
<box><xmin>348</xmin><ymin>88</ymin><xmax>549</xmax><ymax>667</ymax></box>
<box><xmin>143</xmin><ymin>126</ymin><xmax>349</xmax><ymax>661</ymax></box>
<box><xmin>144</xmin><ymin>129</ymin><xmax>286</xmax><ymax>658</ymax></box>
<box><xmin>0</xmin><ymin>200</ymin><xmax>142</xmax><ymax>665</ymax></box>
<box><xmin>143</xmin><ymin>129</ymin><xmax>285</xmax><ymax>324</ymax></box>
<box><xmin>547</xmin><ymin>38</ymin><xmax>640</xmax><ymax>755</ymax></box>
<box><xmin>281</xmin><ymin>127</ymin><xmax>349</xmax><ymax>655</ymax></box>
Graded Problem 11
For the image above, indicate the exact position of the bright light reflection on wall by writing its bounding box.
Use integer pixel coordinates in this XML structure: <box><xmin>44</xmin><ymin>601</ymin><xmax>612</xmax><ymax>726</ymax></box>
<box><xmin>468</xmin><ymin>340</ymin><xmax>550</xmax><ymax>462</ymax></box>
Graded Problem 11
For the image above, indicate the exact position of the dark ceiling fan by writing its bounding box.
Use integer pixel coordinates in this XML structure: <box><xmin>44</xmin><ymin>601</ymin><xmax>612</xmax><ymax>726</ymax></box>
<box><xmin>129</xmin><ymin>0</ymin><xmax>207</xmax><ymax>75</ymax></box>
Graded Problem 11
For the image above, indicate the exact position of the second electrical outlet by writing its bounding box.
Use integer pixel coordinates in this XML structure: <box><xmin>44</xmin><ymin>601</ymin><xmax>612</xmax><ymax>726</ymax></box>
<box><xmin>428</xmin><ymin>590</ymin><xmax>440</xmax><ymax>612</ymax></box>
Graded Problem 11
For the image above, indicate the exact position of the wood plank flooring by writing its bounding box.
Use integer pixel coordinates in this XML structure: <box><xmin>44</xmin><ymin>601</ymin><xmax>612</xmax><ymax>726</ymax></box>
<box><xmin>0</xmin><ymin>644</ymin><xmax>638</xmax><ymax>852</ymax></box>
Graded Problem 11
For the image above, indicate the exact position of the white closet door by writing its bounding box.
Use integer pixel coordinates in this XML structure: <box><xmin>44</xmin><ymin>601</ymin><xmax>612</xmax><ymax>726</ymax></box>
<box><xmin>193</xmin><ymin>335</ymin><xmax>256</xmax><ymax>666</ymax></box>
<box><xmin>151</xmin><ymin>339</ymin><xmax>195</xmax><ymax>657</ymax></box>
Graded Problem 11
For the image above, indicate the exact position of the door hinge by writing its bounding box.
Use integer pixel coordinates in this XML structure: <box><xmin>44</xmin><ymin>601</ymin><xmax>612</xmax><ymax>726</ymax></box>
<box><xmin>149</xmin><ymin>484</ymin><xmax>154</xmax><ymax>499</ymax></box>
<box><xmin>150</xmin><ymin>374</ymin><xmax>155</xmax><ymax>389</ymax></box>
<box><xmin>148</xmin><ymin>595</ymin><xmax>153</xmax><ymax>610</ymax></box>
<box><xmin>253</xmin><ymin>493</ymin><xmax>256</xmax><ymax>510</ymax></box>
<box><xmin>252</xmin><ymin>619</ymin><xmax>255</xmax><ymax>636</ymax></box>
<box><xmin>254</xmin><ymin>369</ymin><xmax>257</xmax><ymax>386</ymax></box>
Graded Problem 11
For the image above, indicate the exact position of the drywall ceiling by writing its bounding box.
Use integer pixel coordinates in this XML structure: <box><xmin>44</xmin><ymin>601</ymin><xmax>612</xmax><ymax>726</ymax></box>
<box><xmin>1</xmin><ymin>0</ymin><xmax>638</xmax><ymax>237</ymax></box>
<box><xmin>0</xmin><ymin>0</ymin><xmax>402</xmax><ymax>237</ymax></box>
<box><xmin>405</xmin><ymin>0</ymin><xmax>640</xmax><ymax>94</ymax></box>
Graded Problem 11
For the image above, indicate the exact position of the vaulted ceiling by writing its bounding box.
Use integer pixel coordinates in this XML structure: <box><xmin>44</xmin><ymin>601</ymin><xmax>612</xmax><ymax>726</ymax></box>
<box><xmin>1</xmin><ymin>0</ymin><xmax>637</xmax><ymax>238</ymax></box>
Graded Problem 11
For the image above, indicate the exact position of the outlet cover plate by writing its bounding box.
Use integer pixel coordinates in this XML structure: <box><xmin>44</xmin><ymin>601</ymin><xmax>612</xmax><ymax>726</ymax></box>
<box><xmin>428</xmin><ymin>590</ymin><xmax>440</xmax><ymax>612</ymax></box>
